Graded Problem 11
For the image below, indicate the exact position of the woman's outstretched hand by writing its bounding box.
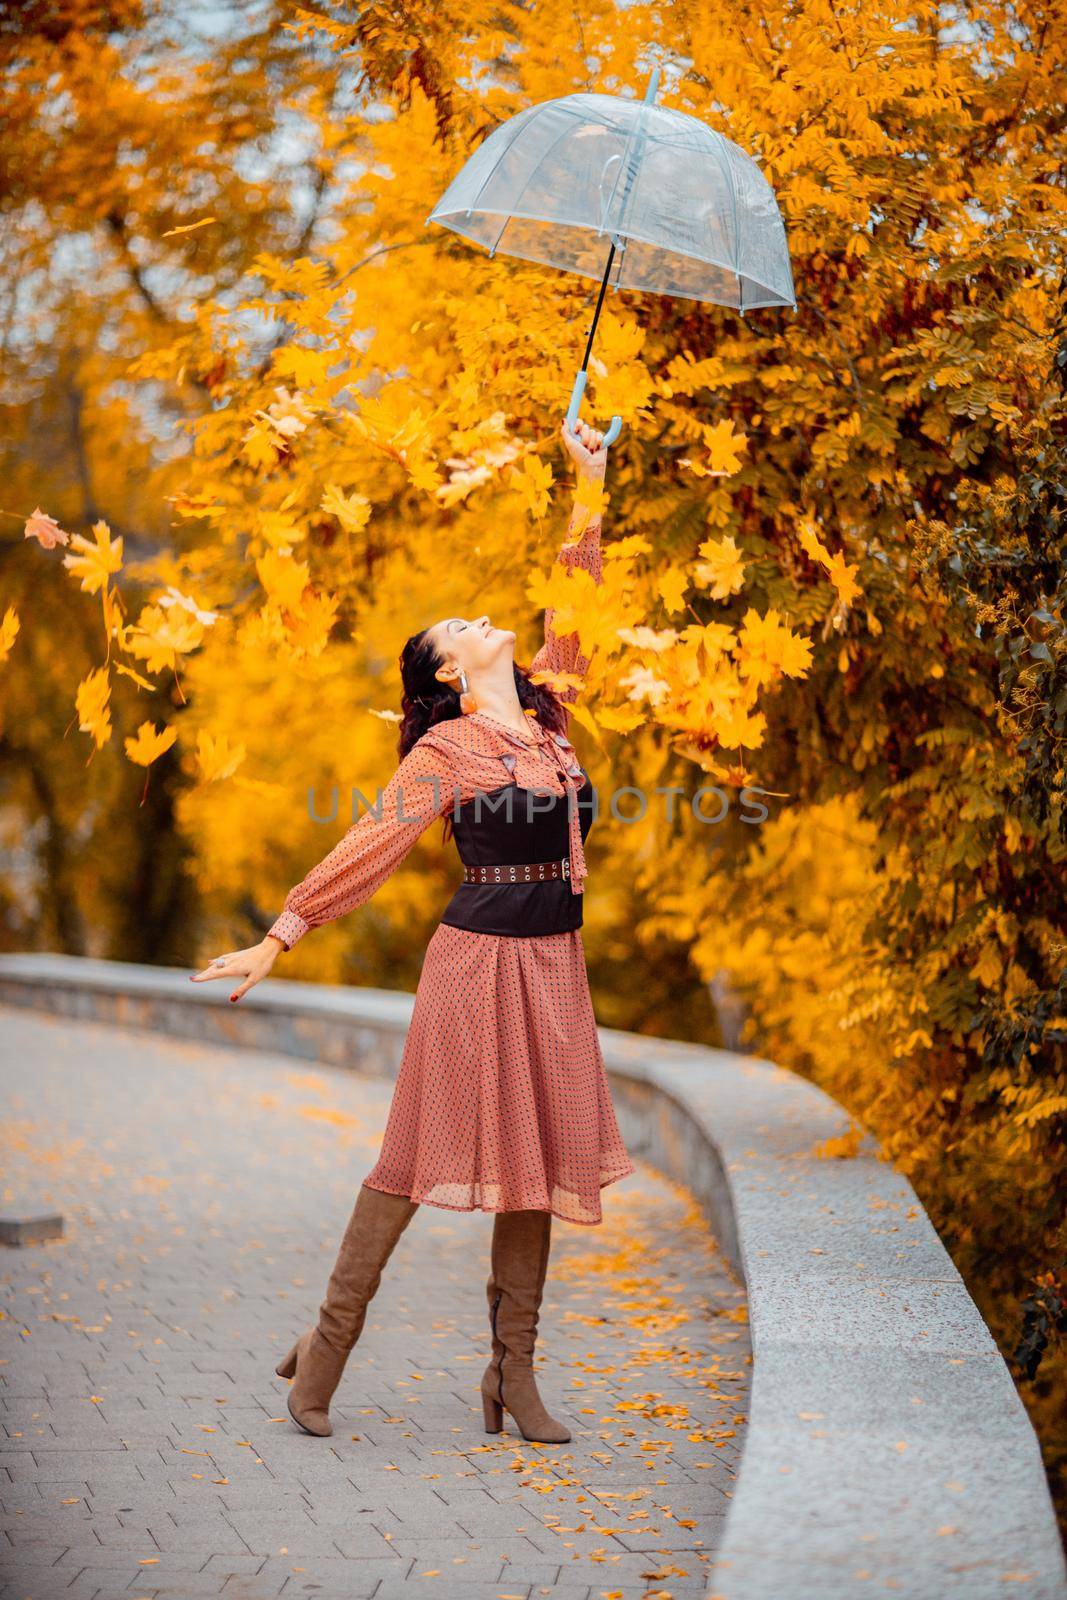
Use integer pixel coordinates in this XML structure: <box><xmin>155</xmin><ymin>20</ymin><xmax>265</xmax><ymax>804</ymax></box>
<box><xmin>190</xmin><ymin>936</ymin><xmax>284</xmax><ymax>1002</ymax></box>
<box><xmin>561</xmin><ymin>417</ymin><xmax>607</xmax><ymax>480</ymax></box>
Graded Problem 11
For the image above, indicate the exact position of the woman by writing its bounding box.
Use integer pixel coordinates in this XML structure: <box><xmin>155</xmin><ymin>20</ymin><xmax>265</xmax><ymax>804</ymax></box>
<box><xmin>191</xmin><ymin>417</ymin><xmax>635</xmax><ymax>1446</ymax></box>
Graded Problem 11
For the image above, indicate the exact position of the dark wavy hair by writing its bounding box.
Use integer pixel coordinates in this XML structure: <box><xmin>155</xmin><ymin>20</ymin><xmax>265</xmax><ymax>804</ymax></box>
<box><xmin>397</xmin><ymin>628</ymin><xmax>568</xmax><ymax>836</ymax></box>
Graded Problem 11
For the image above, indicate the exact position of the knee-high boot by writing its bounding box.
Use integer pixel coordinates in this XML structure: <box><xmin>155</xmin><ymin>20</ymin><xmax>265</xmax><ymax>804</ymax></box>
<box><xmin>480</xmin><ymin>1208</ymin><xmax>571</xmax><ymax>1444</ymax></box>
<box><xmin>276</xmin><ymin>1183</ymin><xmax>418</xmax><ymax>1437</ymax></box>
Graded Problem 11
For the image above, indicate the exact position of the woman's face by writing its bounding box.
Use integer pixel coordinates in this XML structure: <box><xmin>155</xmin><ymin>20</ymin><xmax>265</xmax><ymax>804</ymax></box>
<box><xmin>427</xmin><ymin>614</ymin><xmax>516</xmax><ymax>690</ymax></box>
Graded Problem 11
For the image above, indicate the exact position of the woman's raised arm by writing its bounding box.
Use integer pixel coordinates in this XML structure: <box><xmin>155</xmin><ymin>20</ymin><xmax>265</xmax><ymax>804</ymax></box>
<box><xmin>528</xmin><ymin>419</ymin><xmax>608</xmax><ymax>717</ymax></box>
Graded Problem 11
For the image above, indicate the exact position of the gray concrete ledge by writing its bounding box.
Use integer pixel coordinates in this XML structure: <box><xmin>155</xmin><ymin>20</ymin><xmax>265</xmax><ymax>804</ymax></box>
<box><xmin>1</xmin><ymin>951</ymin><xmax>1063</xmax><ymax>1600</ymax></box>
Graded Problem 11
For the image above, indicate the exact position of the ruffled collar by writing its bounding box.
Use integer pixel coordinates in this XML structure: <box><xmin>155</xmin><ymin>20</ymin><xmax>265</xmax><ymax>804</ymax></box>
<box><xmin>469</xmin><ymin>708</ymin><xmax>551</xmax><ymax>748</ymax></box>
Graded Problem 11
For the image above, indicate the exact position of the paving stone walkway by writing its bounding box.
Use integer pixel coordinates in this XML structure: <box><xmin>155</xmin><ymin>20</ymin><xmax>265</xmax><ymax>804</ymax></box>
<box><xmin>1</xmin><ymin>1006</ymin><xmax>750</xmax><ymax>1600</ymax></box>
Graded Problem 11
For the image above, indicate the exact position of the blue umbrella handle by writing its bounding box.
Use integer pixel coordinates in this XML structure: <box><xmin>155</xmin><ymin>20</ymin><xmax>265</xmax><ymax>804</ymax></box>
<box><xmin>565</xmin><ymin>370</ymin><xmax>623</xmax><ymax>449</ymax></box>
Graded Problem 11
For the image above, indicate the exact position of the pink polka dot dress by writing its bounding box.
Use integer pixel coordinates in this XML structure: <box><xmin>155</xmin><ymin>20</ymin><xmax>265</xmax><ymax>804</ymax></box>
<box><xmin>268</xmin><ymin>509</ymin><xmax>636</xmax><ymax>1226</ymax></box>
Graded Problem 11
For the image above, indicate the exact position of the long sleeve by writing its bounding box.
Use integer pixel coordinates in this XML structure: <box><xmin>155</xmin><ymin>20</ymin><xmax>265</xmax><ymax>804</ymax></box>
<box><xmin>267</xmin><ymin>733</ymin><xmax>455</xmax><ymax>951</ymax></box>
<box><xmin>529</xmin><ymin>489</ymin><xmax>604</xmax><ymax>712</ymax></box>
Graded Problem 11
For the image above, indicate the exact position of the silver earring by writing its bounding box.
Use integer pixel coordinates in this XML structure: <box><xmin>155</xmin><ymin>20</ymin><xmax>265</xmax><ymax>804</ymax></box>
<box><xmin>457</xmin><ymin>669</ymin><xmax>478</xmax><ymax>715</ymax></box>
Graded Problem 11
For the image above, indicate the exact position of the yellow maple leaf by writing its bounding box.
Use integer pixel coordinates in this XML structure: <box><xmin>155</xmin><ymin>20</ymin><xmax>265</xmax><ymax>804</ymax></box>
<box><xmin>603</xmin><ymin>532</ymin><xmax>653</xmax><ymax>564</ymax></box>
<box><xmin>127</xmin><ymin>604</ymin><xmax>205</xmax><ymax>673</ymax></box>
<box><xmin>124</xmin><ymin>722</ymin><xmax>178</xmax><ymax>767</ymax></box>
<box><xmin>62</xmin><ymin>521</ymin><xmax>123</xmax><ymax>594</ymax></box>
<box><xmin>272</xmin><ymin>344</ymin><xmax>338</xmax><ymax>391</ymax></box>
<box><xmin>408</xmin><ymin>454</ymin><xmax>444</xmax><ymax>495</ymax></box>
<box><xmin>563</xmin><ymin>699</ymin><xmax>605</xmax><ymax>748</ymax></box>
<box><xmin>266</xmin><ymin>386</ymin><xmax>314</xmax><ymax>437</ymax></box>
<box><xmin>75</xmin><ymin>667</ymin><xmax>112</xmax><ymax>749</ymax></box>
<box><xmin>586</xmin><ymin>312</ymin><xmax>654</xmax><ymax>417</ymax></box>
<box><xmin>590</xmin><ymin>309</ymin><xmax>646</xmax><ymax>367</ymax></box>
<box><xmin>694</xmin><ymin>535</ymin><xmax>746</xmax><ymax>600</ymax></box>
<box><xmin>779</xmin><ymin>629</ymin><xmax>814</xmax><ymax>679</ymax></box>
<box><xmin>321</xmin><ymin>483</ymin><xmax>372</xmax><ymax>533</ymax></box>
<box><xmin>618</xmin><ymin>665</ymin><xmax>670</xmax><ymax>704</ymax></box>
<box><xmin>528</xmin><ymin>666</ymin><xmax>586</xmax><ymax>700</ymax></box>
<box><xmin>257</xmin><ymin>510</ymin><xmax>305</xmax><ymax>549</ymax></box>
<box><xmin>616</xmin><ymin>625</ymin><xmax>678</xmax><ymax>652</ymax></box>
<box><xmin>657</xmin><ymin>566</ymin><xmax>689</xmax><ymax>614</ymax></box>
<box><xmin>797</xmin><ymin>515</ymin><xmax>831</xmax><ymax>564</ymax></box>
<box><xmin>241</xmin><ymin>420</ymin><xmax>279</xmax><ymax>470</ymax></box>
<box><xmin>596</xmin><ymin>704</ymin><xmax>646</xmax><ymax>734</ymax></box>
<box><xmin>714</xmin><ymin>701</ymin><xmax>767</xmax><ymax>750</ymax></box>
<box><xmin>528</xmin><ymin>563</ymin><xmax>635</xmax><ymax>660</ymax></box>
<box><xmin>196</xmin><ymin>730</ymin><xmax>246</xmax><ymax>783</ymax></box>
<box><xmin>256</xmin><ymin>550</ymin><xmax>311</xmax><ymax>612</ymax></box>
<box><xmin>0</xmin><ymin>605</ymin><xmax>19</xmax><ymax>663</ymax></box>
<box><xmin>435</xmin><ymin>461</ymin><xmax>491</xmax><ymax>508</ymax></box>
<box><xmin>285</xmin><ymin>589</ymin><xmax>340</xmax><ymax>657</ymax></box>
<box><xmin>700</xmin><ymin>621</ymin><xmax>738</xmax><ymax>660</ymax></box>
<box><xmin>509</xmin><ymin>454</ymin><xmax>554</xmax><ymax>519</ymax></box>
<box><xmin>681</xmin><ymin>420</ymin><xmax>747</xmax><ymax>477</ymax></box>
<box><xmin>567</xmin><ymin>472</ymin><xmax>607</xmax><ymax>536</ymax></box>
<box><xmin>706</xmin><ymin>418</ymin><xmax>747</xmax><ymax>475</ymax></box>
<box><xmin>796</xmin><ymin>517</ymin><xmax>862</xmax><ymax>608</ymax></box>
<box><xmin>827</xmin><ymin>550</ymin><xmax>862</xmax><ymax>607</ymax></box>
<box><xmin>736</xmin><ymin>607</ymin><xmax>811</xmax><ymax>687</ymax></box>
<box><xmin>350</xmin><ymin>388</ymin><xmax>432</xmax><ymax>457</ymax></box>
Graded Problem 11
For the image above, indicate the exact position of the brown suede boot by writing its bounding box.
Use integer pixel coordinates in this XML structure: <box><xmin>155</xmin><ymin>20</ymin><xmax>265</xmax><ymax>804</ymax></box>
<box><xmin>276</xmin><ymin>1183</ymin><xmax>418</xmax><ymax>1436</ymax></box>
<box><xmin>480</xmin><ymin>1209</ymin><xmax>571</xmax><ymax>1444</ymax></box>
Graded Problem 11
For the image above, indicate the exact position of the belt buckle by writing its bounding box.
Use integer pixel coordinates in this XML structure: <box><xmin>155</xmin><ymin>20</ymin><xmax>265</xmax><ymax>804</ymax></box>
<box><xmin>561</xmin><ymin>857</ymin><xmax>570</xmax><ymax>879</ymax></box>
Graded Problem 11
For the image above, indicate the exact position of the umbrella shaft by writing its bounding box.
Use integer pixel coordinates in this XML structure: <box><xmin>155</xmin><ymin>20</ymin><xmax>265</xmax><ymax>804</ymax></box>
<box><xmin>580</xmin><ymin>240</ymin><xmax>616</xmax><ymax>373</ymax></box>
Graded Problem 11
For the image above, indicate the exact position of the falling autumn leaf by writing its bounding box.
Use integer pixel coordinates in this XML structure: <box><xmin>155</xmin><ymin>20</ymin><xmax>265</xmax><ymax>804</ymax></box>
<box><xmin>24</xmin><ymin>507</ymin><xmax>70</xmax><ymax>548</ymax></box>
<box><xmin>62</xmin><ymin>521</ymin><xmax>123</xmax><ymax>593</ymax></box>
<box><xmin>680</xmin><ymin>419</ymin><xmax>747</xmax><ymax>477</ymax></box>
<box><xmin>693</xmin><ymin>536</ymin><xmax>746</xmax><ymax>601</ymax></box>
<box><xmin>321</xmin><ymin>483</ymin><xmax>372</xmax><ymax>532</ymax></box>
<box><xmin>509</xmin><ymin>453</ymin><xmax>555</xmax><ymax>520</ymax></box>
<box><xmin>0</xmin><ymin>606</ymin><xmax>19</xmax><ymax>662</ymax></box>
<box><xmin>124</xmin><ymin>721</ymin><xmax>178</xmax><ymax>766</ymax></box>
<box><xmin>75</xmin><ymin>667</ymin><xmax>112</xmax><ymax>750</ymax></box>
<box><xmin>195</xmin><ymin>729</ymin><xmax>246</xmax><ymax>783</ymax></box>
<box><xmin>162</xmin><ymin>215</ymin><xmax>218</xmax><ymax>237</ymax></box>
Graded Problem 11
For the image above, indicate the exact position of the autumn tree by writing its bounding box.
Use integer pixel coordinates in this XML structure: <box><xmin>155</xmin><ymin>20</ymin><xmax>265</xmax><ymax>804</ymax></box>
<box><xmin>2</xmin><ymin>0</ymin><xmax>1064</xmax><ymax>1509</ymax></box>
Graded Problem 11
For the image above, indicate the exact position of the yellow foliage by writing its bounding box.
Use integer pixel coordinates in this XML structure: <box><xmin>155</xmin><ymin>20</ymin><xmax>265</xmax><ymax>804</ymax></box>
<box><xmin>3</xmin><ymin>0</ymin><xmax>1065</xmax><ymax>1505</ymax></box>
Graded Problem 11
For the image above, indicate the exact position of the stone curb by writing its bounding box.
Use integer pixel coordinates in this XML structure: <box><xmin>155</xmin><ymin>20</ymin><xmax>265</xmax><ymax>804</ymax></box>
<box><xmin>1</xmin><ymin>952</ymin><xmax>1063</xmax><ymax>1599</ymax></box>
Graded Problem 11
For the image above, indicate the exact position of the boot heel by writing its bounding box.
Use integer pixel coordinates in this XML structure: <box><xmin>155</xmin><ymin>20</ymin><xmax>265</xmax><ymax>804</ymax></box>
<box><xmin>482</xmin><ymin>1390</ymin><xmax>504</xmax><ymax>1433</ymax></box>
<box><xmin>275</xmin><ymin>1343</ymin><xmax>299</xmax><ymax>1380</ymax></box>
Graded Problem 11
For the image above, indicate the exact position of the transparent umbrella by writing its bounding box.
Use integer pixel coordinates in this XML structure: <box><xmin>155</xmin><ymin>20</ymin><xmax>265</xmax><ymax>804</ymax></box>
<box><xmin>427</xmin><ymin>68</ymin><xmax>796</xmax><ymax>447</ymax></box>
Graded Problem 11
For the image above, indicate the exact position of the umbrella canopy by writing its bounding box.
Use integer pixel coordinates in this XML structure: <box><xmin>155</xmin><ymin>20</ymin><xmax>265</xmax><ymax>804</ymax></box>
<box><xmin>427</xmin><ymin>87</ymin><xmax>796</xmax><ymax>314</ymax></box>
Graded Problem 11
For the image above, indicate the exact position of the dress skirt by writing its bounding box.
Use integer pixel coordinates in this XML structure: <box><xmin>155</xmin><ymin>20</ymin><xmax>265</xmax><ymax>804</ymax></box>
<box><xmin>363</xmin><ymin>922</ymin><xmax>636</xmax><ymax>1226</ymax></box>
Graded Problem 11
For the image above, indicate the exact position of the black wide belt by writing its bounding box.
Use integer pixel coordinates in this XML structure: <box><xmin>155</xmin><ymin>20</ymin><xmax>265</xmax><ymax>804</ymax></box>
<box><xmin>462</xmin><ymin>857</ymin><xmax>570</xmax><ymax>885</ymax></box>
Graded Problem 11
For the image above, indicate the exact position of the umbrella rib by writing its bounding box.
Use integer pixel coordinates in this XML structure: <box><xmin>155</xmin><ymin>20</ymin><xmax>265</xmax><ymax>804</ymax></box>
<box><xmin>486</xmin><ymin>111</ymin><xmax>589</xmax><ymax>258</ymax></box>
<box><xmin>459</xmin><ymin>104</ymin><xmax>542</xmax><ymax>223</ymax></box>
<box><xmin>712</xmin><ymin>130</ymin><xmax>744</xmax><ymax>309</ymax></box>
